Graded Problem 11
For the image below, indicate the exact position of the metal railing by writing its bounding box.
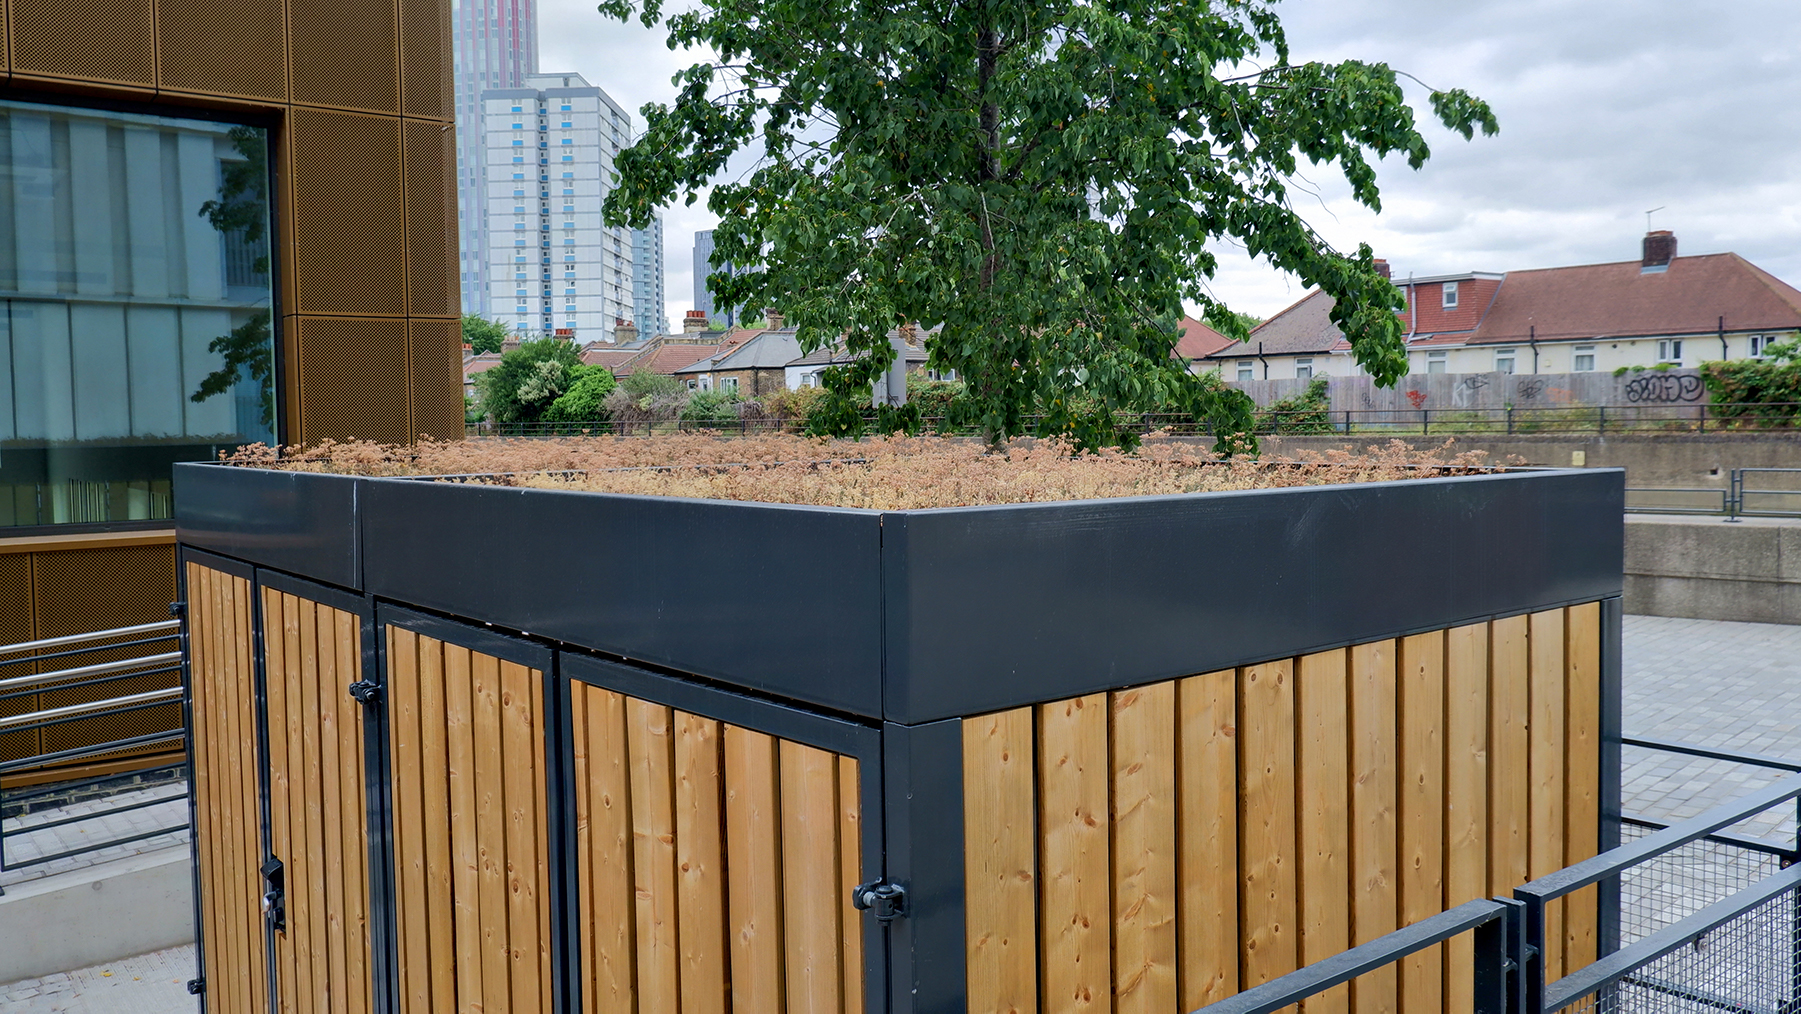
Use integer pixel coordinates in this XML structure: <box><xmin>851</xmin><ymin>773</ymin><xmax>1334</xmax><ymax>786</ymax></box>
<box><xmin>1627</xmin><ymin>467</ymin><xmax>1801</xmax><ymax>519</ymax></box>
<box><xmin>0</xmin><ymin>619</ymin><xmax>188</xmax><ymax>890</ymax></box>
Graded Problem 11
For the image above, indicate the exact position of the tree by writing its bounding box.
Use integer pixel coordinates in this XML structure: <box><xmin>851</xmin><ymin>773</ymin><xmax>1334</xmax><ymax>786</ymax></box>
<box><xmin>192</xmin><ymin>126</ymin><xmax>275</xmax><ymax>429</ymax></box>
<box><xmin>463</xmin><ymin>314</ymin><xmax>512</xmax><ymax>355</ymax></box>
<box><xmin>543</xmin><ymin>364</ymin><xmax>619</xmax><ymax>421</ymax></box>
<box><xmin>602</xmin><ymin>0</ymin><xmax>1495</xmax><ymax>450</ymax></box>
<box><xmin>474</xmin><ymin>338</ymin><xmax>584</xmax><ymax>424</ymax></box>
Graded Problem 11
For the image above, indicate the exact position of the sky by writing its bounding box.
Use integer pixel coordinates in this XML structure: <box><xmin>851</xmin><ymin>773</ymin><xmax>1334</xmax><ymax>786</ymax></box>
<box><xmin>538</xmin><ymin>0</ymin><xmax>1801</xmax><ymax>327</ymax></box>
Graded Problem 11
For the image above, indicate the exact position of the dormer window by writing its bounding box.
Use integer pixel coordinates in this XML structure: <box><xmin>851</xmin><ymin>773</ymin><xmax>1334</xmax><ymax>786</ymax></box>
<box><xmin>1442</xmin><ymin>281</ymin><xmax>1459</xmax><ymax>309</ymax></box>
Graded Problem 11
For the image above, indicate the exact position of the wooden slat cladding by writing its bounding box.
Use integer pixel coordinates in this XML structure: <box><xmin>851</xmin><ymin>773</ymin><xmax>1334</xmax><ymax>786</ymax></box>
<box><xmin>263</xmin><ymin>589</ymin><xmax>372</xmax><ymax>1014</ymax></box>
<box><xmin>571</xmin><ymin>680</ymin><xmax>868</xmax><ymax>1014</ymax></box>
<box><xmin>185</xmin><ymin>562</ymin><xmax>270</xmax><ymax>1014</ymax></box>
<box><xmin>387</xmin><ymin>628</ymin><xmax>553</xmax><ymax>1014</ymax></box>
<box><xmin>968</xmin><ymin>605</ymin><xmax>1607</xmax><ymax>1014</ymax></box>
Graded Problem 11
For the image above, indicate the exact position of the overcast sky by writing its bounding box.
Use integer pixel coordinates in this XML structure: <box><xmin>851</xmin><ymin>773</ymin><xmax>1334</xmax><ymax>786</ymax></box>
<box><xmin>539</xmin><ymin>0</ymin><xmax>1801</xmax><ymax>326</ymax></box>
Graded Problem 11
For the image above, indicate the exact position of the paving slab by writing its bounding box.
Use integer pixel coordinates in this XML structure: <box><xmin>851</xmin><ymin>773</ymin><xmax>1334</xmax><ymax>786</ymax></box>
<box><xmin>0</xmin><ymin>945</ymin><xmax>195</xmax><ymax>1014</ymax></box>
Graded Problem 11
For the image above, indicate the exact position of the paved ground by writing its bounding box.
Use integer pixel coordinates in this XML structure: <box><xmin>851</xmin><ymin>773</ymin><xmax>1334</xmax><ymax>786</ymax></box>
<box><xmin>3</xmin><ymin>614</ymin><xmax>1798</xmax><ymax>1009</ymax></box>
<box><xmin>1</xmin><ymin>782</ymin><xmax>190</xmax><ymax>892</ymax></box>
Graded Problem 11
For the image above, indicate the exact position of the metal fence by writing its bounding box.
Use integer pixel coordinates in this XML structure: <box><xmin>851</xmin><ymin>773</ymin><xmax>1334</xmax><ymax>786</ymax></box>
<box><xmin>1627</xmin><ymin>468</ymin><xmax>1801</xmax><ymax>519</ymax></box>
<box><xmin>0</xmin><ymin>619</ymin><xmax>188</xmax><ymax>891</ymax></box>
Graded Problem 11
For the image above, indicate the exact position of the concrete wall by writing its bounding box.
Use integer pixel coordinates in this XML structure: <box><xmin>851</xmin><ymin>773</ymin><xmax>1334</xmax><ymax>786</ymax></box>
<box><xmin>1625</xmin><ymin>514</ymin><xmax>1801</xmax><ymax>624</ymax></box>
<box><xmin>0</xmin><ymin>846</ymin><xmax>194</xmax><ymax>983</ymax></box>
<box><xmin>1230</xmin><ymin>369</ymin><xmax>1709</xmax><ymax>413</ymax></box>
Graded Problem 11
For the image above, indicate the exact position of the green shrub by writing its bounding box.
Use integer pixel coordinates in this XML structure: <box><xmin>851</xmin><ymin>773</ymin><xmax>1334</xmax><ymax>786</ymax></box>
<box><xmin>680</xmin><ymin>388</ymin><xmax>743</xmax><ymax>423</ymax></box>
<box><xmin>1259</xmin><ymin>376</ymin><xmax>1335</xmax><ymax>434</ymax></box>
<box><xmin>542</xmin><ymin>364</ymin><xmax>617</xmax><ymax>422</ymax></box>
<box><xmin>473</xmin><ymin>338</ymin><xmax>583</xmax><ymax>424</ymax></box>
<box><xmin>1704</xmin><ymin>333</ymin><xmax>1801</xmax><ymax>429</ymax></box>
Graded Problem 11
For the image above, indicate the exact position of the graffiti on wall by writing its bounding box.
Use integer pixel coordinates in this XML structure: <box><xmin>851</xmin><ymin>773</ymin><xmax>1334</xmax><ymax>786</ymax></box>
<box><xmin>1623</xmin><ymin>373</ymin><xmax>1706</xmax><ymax>404</ymax></box>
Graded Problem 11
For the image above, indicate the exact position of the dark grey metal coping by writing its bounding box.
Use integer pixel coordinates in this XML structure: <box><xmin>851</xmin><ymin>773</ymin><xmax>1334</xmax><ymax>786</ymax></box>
<box><xmin>176</xmin><ymin>462</ymin><xmax>1624</xmax><ymax>725</ymax></box>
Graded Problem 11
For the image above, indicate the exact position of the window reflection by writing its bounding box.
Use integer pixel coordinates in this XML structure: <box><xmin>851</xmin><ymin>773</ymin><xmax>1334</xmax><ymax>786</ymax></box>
<box><xmin>0</xmin><ymin>100</ymin><xmax>275</xmax><ymax>528</ymax></box>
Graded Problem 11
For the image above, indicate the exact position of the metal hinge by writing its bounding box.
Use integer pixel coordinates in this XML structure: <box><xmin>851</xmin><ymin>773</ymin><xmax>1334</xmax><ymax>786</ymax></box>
<box><xmin>169</xmin><ymin>601</ymin><xmax>185</xmax><ymax>619</ymax></box>
<box><xmin>851</xmin><ymin>879</ymin><xmax>907</xmax><ymax>923</ymax></box>
<box><xmin>347</xmin><ymin>680</ymin><xmax>382</xmax><ymax>705</ymax></box>
<box><xmin>261</xmin><ymin>857</ymin><xmax>286</xmax><ymax>933</ymax></box>
<box><xmin>187</xmin><ymin>978</ymin><xmax>204</xmax><ymax>995</ymax></box>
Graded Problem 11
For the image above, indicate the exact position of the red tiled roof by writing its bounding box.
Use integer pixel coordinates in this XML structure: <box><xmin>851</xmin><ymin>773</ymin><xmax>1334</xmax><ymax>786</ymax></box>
<box><xmin>1463</xmin><ymin>253</ymin><xmax>1801</xmax><ymax>345</ymax></box>
<box><xmin>579</xmin><ymin>348</ymin><xmax>642</xmax><ymax>370</ymax></box>
<box><xmin>1174</xmin><ymin>317</ymin><xmax>1236</xmax><ymax>359</ymax></box>
<box><xmin>1203</xmin><ymin>290</ymin><xmax>1343</xmax><ymax>358</ymax></box>
<box><xmin>634</xmin><ymin>342</ymin><xmax>727</xmax><ymax>375</ymax></box>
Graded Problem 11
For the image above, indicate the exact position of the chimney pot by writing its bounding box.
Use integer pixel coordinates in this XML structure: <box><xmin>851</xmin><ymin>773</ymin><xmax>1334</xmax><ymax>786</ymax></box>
<box><xmin>683</xmin><ymin>310</ymin><xmax>710</xmax><ymax>334</ymax></box>
<box><xmin>1642</xmin><ymin>230</ymin><xmax>1677</xmax><ymax>270</ymax></box>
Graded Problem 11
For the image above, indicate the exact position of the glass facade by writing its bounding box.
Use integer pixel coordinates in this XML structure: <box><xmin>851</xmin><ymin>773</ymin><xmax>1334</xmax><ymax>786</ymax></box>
<box><xmin>0</xmin><ymin>99</ymin><xmax>275</xmax><ymax>528</ymax></box>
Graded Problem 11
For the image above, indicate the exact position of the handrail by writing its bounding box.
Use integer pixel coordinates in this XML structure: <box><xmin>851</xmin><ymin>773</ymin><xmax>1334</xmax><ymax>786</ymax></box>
<box><xmin>0</xmin><ymin>651</ymin><xmax>182</xmax><ymax>695</ymax></box>
<box><xmin>0</xmin><ymin>620</ymin><xmax>179</xmax><ymax>659</ymax></box>
<box><xmin>1541</xmin><ymin>863</ymin><xmax>1801</xmax><ymax>1011</ymax></box>
<box><xmin>0</xmin><ymin>686</ymin><xmax>182</xmax><ymax>733</ymax></box>
<box><xmin>1516</xmin><ymin>772</ymin><xmax>1801</xmax><ymax>902</ymax></box>
<box><xmin>1619</xmin><ymin>813</ymin><xmax>1798</xmax><ymax>861</ymax></box>
<box><xmin>1191</xmin><ymin>898</ymin><xmax>1514</xmax><ymax>1014</ymax></box>
<box><xmin>1622</xmin><ymin>734</ymin><xmax>1801</xmax><ymax>772</ymax></box>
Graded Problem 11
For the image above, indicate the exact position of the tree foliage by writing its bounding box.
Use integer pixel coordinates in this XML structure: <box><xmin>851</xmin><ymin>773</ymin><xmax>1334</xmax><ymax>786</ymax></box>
<box><xmin>192</xmin><ymin>126</ymin><xmax>275</xmax><ymax>429</ymax></box>
<box><xmin>474</xmin><ymin>338</ymin><xmax>585</xmax><ymax>424</ymax></box>
<box><xmin>1704</xmin><ymin>333</ymin><xmax>1801</xmax><ymax>428</ymax></box>
<box><xmin>601</xmin><ymin>0</ymin><xmax>1495</xmax><ymax>450</ymax></box>
<box><xmin>544</xmin><ymin>364</ymin><xmax>619</xmax><ymax>421</ymax></box>
<box><xmin>463</xmin><ymin>314</ymin><xmax>512</xmax><ymax>355</ymax></box>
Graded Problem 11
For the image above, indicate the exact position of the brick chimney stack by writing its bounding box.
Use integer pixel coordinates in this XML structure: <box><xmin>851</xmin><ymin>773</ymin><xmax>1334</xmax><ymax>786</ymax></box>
<box><xmin>1373</xmin><ymin>258</ymin><xmax>1391</xmax><ymax>280</ymax></box>
<box><xmin>764</xmin><ymin>307</ymin><xmax>784</xmax><ymax>330</ymax></box>
<box><xmin>683</xmin><ymin>310</ymin><xmax>709</xmax><ymax>334</ymax></box>
<box><xmin>614</xmin><ymin>318</ymin><xmax>638</xmax><ymax>345</ymax></box>
<box><xmin>1642</xmin><ymin>230</ymin><xmax>1677</xmax><ymax>270</ymax></box>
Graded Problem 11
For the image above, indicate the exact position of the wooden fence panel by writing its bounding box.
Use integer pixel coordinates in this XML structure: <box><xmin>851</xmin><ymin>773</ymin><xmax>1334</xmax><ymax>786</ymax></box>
<box><xmin>387</xmin><ymin>629</ymin><xmax>550</xmax><ymax>1014</ymax></box>
<box><xmin>1349</xmin><ymin>641</ymin><xmax>1398</xmax><ymax>1014</ymax></box>
<box><xmin>1179</xmin><ymin>670</ymin><xmax>1239</xmax><ymax>1012</ymax></box>
<box><xmin>1296</xmin><ymin>649</ymin><xmax>1349</xmax><ymax>1014</ymax></box>
<box><xmin>572</xmin><ymin>680</ymin><xmax>867</xmax><ymax>1014</ymax></box>
<box><xmin>263</xmin><ymin>589</ymin><xmax>371</xmax><ymax>1014</ymax></box>
<box><xmin>965</xmin><ymin>707</ymin><xmax>1038</xmax><ymax>1014</ymax></box>
<box><xmin>1563</xmin><ymin>603</ymin><xmax>1603</xmax><ymax>977</ymax></box>
<box><xmin>1239</xmin><ymin>660</ymin><xmax>1297</xmax><ymax>1003</ymax></box>
<box><xmin>1039</xmin><ymin>692</ymin><xmax>1113</xmax><ymax>1014</ymax></box>
<box><xmin>187</xmin><ymin>562</ymin><xmax>270</xmax><ymax>1014</ymax></box>
<box><xmin>1399</xmin><ymin>633</ymin><xmax>1445</xmax><ymax>1014</ymax></box>
<box><xmin>1443</xmin><ymin>623</ymin><xmax>1490</xmax><ymax>1014</ymax></box>
<box><xmin>1111</xmin><ymin>683</ymin><xmax>1178</xmax><ymax>1014</ymax></box>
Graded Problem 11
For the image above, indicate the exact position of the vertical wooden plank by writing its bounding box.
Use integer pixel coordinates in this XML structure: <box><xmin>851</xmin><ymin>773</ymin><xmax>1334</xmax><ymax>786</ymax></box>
<box><xmin>725</xmin><ymin>724</ymin><xmax>782</xmax><ymax>1012</ymax></box>
<box><xmin>1111</xmin><ymin>682</ymin><xmax>1178</xmax><ymax>1014</ymax></box>
<box><xmin>445</xmin><ymin>644</ymin><xmax>483</xmax><ymax>1014</ymax></box>
<box><xmin>571</xmin><ymin>687</ymin><xmax>595</xmax><ymax>1012</ymax></box>
<box><xmin>1038</xmin><ymin>693</ymin><xmax>1112</xmax><ymax>1014</ymax></box>
<box><xmin>336</xmin><ymin>610</ymin><xmax>370</xmax><ymax>1014</ymax></box>
<box><xmin>675</xmin><ymin>711</ymin><xmax>729</xmax><ymax>1014</ymax></box>
<box><xmin>1529</xmin><ymin>609</ymin><xmax>1566</xmax><ymax>981</ymax></box>
<box><xmin>419</xmin><ymin>639</ymin><xmax>457</xmax><ymax>1012</ymax></box>
<box><xmin>283</xmin><ymin>594</ymin><xmax>313</xmax><ymax>1014</ymax></box>
<box><xmin>964</xmin><ymin>708</ymin><xmax>1038</xmax><ymax>1014</ymax></box>
<box><xmin>1296</xmin><ymin>649</ymin><xmax>1350</xmax><ymax>1014</ymax></box>
<box><xmin>534</xmin><ymin>674</ymin><xmax>552</xmax><ymax>1014</ymax></box>
<box><xmin>781</xmin><ymin>739</ymin><xmax>844</xmax><ymax>1014</ymax></box>
<box><xmin>262</xmin><ymin>588</ymin><xmax>295</xmax><ymax>1014</ymax></box>
<box><xmin>839</xmin><ymin>754</ymin><xmax>865</xmax><ymax>1014</ymax></box>
<box><xmin>499</xmin><ymin>660</ymin><xmax>544</xmax><ymax>1013</ymax></box>
<box><xmin>1238</xmin><ymin>661</ymin><xmax>1297</xmax><ymax>1003</ymax></box>
<box><xmin>1399</xmin><ymin>634</ymin><xmax>1445</xmax><ymax>1014</ymax></box>
<box><xmin>471</xmin><ymin>651</ymin><xmax>512</xmax><ymax>1014</ymax></box>
<box><xmin>187</xmin><ymin>571</ymin><xmax>219</xmax><ymax>1014</ymax></box>
<box><xmin>197</xmin><ymin>570</ymin><xmax>233</xmax><ymax>1014</ymax></box>
<box><xmin>1349</xmin><ymin>640</ymin><xmax>1397</xmax><ymax>1014</ymax></box>
<box><xmin>1488</xmin><ymin>615</ymin><xmax>1530</xmax><ymax>899</ymax></box>
<box><xmin>389</xmin><ymin>627</ymin><xmax>430</xmax><ymax>1014</ymax></box>
<box><xmin>232</xmin><ymin>577</ymin><xmax>268</xmax><ymax>1014</ymax></box>
<box><xmin>1179</xmin><ymin>670</ymin><xmax>1239</xmax><ymax>1011</ymax></box>
<box><xmin>1443</xmin><ymin>624</ymin><xmax>1490</xmax><ymax>1014</ymax></box>
<box><xmin>628</xmin><ymin>697</ymin><xmax>680</xmax><ymax>1013</ymax></box>
<box><xmin>317</xmin><ymin>602</ymin><xmax>350</xmax><ymax>1014</ymax></box>
<box><xmin>590</xmin><ymin>688</ymin><xmax>638</xmax><ymax>1011</ymax></box>
<box><xmin>300</xmin><ymin>599</ymin><xmax>330</xmax><ymax>1014</ymax></box>
<box><xmin>214</xmin><ymin>571</ymin><xmax>248</xmax><ymax>1014</ymax></box>
<box><xmin>1564</xmin><ymin>603</ymin><xmax>1603</xmax><ymax>978</ymax></box>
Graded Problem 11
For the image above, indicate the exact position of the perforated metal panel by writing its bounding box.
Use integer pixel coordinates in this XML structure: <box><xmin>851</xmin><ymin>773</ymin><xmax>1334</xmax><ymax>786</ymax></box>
<box><xmin>156</xmin><ymin>0</ymin><xmax>287</xmax><ymax>101</ymax></box>
<box><xmin>289</xmin><ymin>108</ymin><xmax>407</xmax><ymax>316</ymax></box>
<box><xmin>0</xmin><ymin>553</ymin><xmax>37</xmax><ymax>764</ymax></box>
<box><xmin>408</xmin><ymin>318</ymin><xmax>465</xmax><ymax>440</ymax></box>
<box><xmin>12</xmin><ymin>0</ymin><xmax>155</xmax><ymax>87</ymax></box>
<box><xmin>33</xmin><ymin>545</ymin><xmax>179</xmax><ymax>761</ymax></box>
<box><xmin>296</xmin><ymin>316</ymin><xmax>413</xmax><ymax>444</ymax></box>
<box><xmin>290</xmin><ymin>0</ymin><xmax>400</xmax><ymax>112</ymax></box>
<box><xmin>404</xmin><ymin>118</ymin><xmax>457</xmax><ymax>317</ymax></box>
<box><xmin>398</xmin><ymin>0</ymin><xmax>451</xmax><ymax>120</ymax></box>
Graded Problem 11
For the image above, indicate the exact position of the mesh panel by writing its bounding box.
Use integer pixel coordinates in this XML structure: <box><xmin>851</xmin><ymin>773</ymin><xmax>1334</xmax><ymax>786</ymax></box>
<box><xmin>398</xmin><ymin>0</ymin><xmax>451</xmax><ymax>119</ymax></box>
<box><xmin>404</xmin><ymin>119</ymin><xmax>457</xmax><ymax>317</ymax></box>
<box><xmin>1565</xmin><ymin>877</ymin><xmax>1800</xmax><ymax>1014</ymax></box>
<box><xmin>1618</xmin><ymin>821</ymin><xmax>1790</xmax><ymax>946</ymax></box>
<box><xmin>289</xmin><ymin>107</ymin><xmax>406</xmax><ymax>316</ymax></box>
<box><xmin>156</xmin><ymin>0</ymin><xmax>287</xmax><ymax>100</ymax></box>
<box><xmin>12</xmin><ymin>0</ymin><xmax>155</xmax><ymax>86</ymax></box>
<box><xmin>295</xmin><ymin>316</ymin><xmax>412</xmax><ymax>444</ymax></box>
<box><xmin>290</xmin><ymin>0</ymin><xmax>399</xmax><ymax>112</ymax></box>
<box><xmin>31</xmin><ymin>545</ymin><xmax>180</xmax><ymax>763</ymax></box>
<box><xmin>0</xmin><ymin>553</ymin><xmax>37</xmax><ymax>764</ymax></box>
<box><xmin>409</xmin><ymin>318</ymin><xmax>465</xmax><ymax>441</ymax></box>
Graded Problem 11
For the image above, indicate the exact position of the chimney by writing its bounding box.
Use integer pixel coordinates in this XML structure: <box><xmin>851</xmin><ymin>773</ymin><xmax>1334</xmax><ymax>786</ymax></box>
<box><xmin>683</xmin><ymin>310</ymin><xmax>709</xmax><ymax>334</ymax></box>
<box><xmin>614</xmin><ymin>318</ymin><xmax>638</xmax><ymax>344</ymax></box>
<box><xmin>1373</xmin><ymin>258</ymin><xmax>1391</xmax><ymax>280</ymax></box>
<box><xmin>764</xmin><ymin>307</ymin><xmax>784</xmax><ymax>330</ymax></box>
<box><xmin>1642</xmin><ymin>230</ymin><xmax>1677</xmax><ymax>271</ymax></box>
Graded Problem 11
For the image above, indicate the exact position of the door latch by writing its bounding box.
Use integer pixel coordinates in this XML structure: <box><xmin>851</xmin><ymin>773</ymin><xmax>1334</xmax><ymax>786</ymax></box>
<box><xmin>261</xmin><ymin>857</ymin><xmax>286</xmax><ymax>933</ymax></box>
<box><xmin>851</xmin><ymin>879</ymin><xmax>907</xmax><ymax>923</ymax></box>
<box><xmin>348</xmin><ymin>680</ymin><xmax>382</xmax><ymax>705</ymax></box>
<box><xmin>186</xmin><ymin>979</ymin><xmax>205</xmax><ymax>995</ymax></box>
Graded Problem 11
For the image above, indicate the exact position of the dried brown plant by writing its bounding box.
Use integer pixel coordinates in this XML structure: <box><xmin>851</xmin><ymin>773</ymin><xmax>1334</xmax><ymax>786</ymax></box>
<box><xmin>220</xmin><ymin>435</ymin><xmax>1504</xmax><ymax>510</ymax></box>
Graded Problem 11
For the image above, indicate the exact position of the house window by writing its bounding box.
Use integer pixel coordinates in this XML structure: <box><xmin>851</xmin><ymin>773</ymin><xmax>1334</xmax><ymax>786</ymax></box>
<box><xmin>721</xmin><ymin>377</ymin><xmax>740</xmax><ymax>394</ymax></box>
<box><xmin>1442</xmin><ymin>281</ymin><xmax>1459</xmax><ymax>309</ymax></box>
<box><xmin>1573</xmin><ymin>346</ymin><xmax>1596</xmax><ymax>372</ymax></box>
<box><xmin>1426</xmin><ymin>350</ymin><xmax>1447</xmax><ymax>373</ymax></box>
<box><xmin>1295</xmin><ymin>358</ymin><xmax>1314</xmax><ymax>379</ymax></box>
<box><xmin>1494</xmin><ymin>348</ymin><xmax>1516</xmax><ymax>374</ymax></box>
<box><xmin>1657</xmin><ymin>339</ymin><xmax>1683</xmax><ymax>365</ymax></box>
<box><xmin>1750</xmin><ymin>334</ymin><xmax>1777</xmax><ymax>358</ymax></box>
<box><xmin>1236</xmin><ymin>360</ymin><xmax>1255</xmax><ymax>382</ymax></box>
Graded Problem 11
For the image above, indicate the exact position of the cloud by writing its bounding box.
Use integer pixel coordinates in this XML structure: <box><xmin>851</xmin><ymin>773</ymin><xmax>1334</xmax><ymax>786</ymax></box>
<box><xmin>535</xmin><ymin>0</ymin><xmax>1801</xmax><ymax>324</ymax></box>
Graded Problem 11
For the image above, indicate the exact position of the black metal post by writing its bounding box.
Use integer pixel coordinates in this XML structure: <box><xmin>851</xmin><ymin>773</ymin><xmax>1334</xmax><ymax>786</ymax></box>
<box><xmin>1514</xmin><ymin>890</ymin><xmax>1545</xmax><ymax>1014</ymax></box>
<box><xmin>883</xmin><ymin>718</ymin><xmax>967</xmax><ymax>1014</ymax></box>
<box><xmin>1598</xmin><ymin>596</ymin><xmax>1624</xmax><ymax>961</ymax></box>
<box><xmin>1423</xmin><ymin>408</ymin><xmax>1430</xmax><ymax>435</ymax></box>
<box><xmin>1473</xmin><ymin>903</ymin><xmax>1508</xmax><ymax>1014</ymax></box>
<box><xmin>1598</xmin><ymin>405</ymin><xmax>1605</xmax><ymax>434</ymax></box>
